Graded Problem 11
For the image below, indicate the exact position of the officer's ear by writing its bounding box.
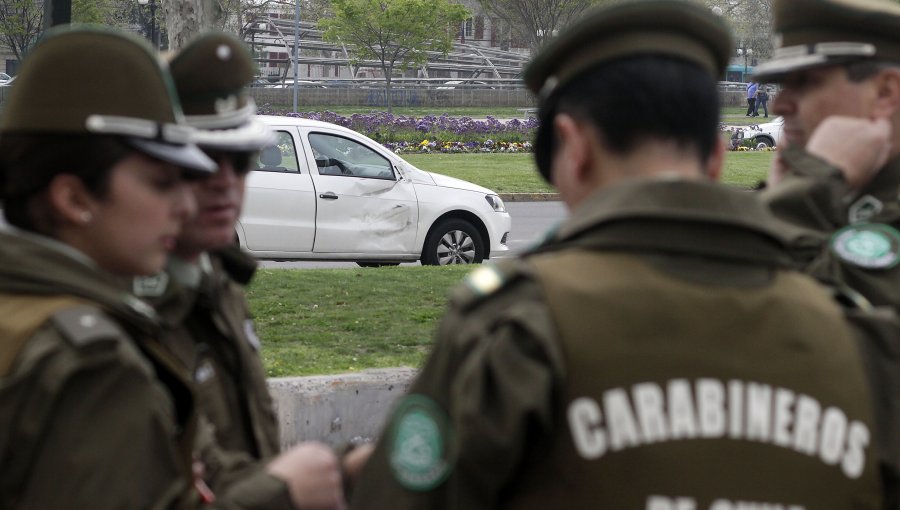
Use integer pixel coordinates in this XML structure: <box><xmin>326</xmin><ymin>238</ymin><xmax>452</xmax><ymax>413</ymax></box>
<box><xmin>46</xmin><ymin>173</ymin><xmax>98</xmax><ymax>227</ymax></box>
<box><xmin>549</xmin><ymin>114</ymin><xmax>596</xmax><ymax>205</ymax></box>
<box><xmin>704</xmin><ymin>136</ymin><xmax>725</xmax><ymax>182</ymax></box>
<box><xmin>870</xmin><ymin>66</ymin><xmax>900</xmax><ymax>119</ymax></box>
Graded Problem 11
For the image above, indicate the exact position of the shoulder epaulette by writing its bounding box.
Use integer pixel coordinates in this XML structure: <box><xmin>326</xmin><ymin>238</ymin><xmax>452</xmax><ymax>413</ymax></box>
<box><xmin>51</xmin><ymin>306</ymin><xmax>123</xmax><ymax>347</ymax></box>
<box><xmin>451</xmin><ymin>259</ymin><xmax>530</xmax><ymax>311</ymax></box>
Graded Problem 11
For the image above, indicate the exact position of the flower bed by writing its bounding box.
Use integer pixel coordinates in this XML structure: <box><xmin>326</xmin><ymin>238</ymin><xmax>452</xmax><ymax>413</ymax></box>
<box><xmin>258</xmin><ymin>108</ymin><xmax>538</xmax><ymax>153</ymax></box>
<box><xmin>258</xmin><ymin>108</ymin><xmax>762</xmax><ymax>154</ymax></box>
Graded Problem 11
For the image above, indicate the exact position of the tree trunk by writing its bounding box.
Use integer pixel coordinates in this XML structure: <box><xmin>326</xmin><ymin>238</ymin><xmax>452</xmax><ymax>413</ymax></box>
<box><xmin>383</xmin><ymin>65</ymin><xmax>393</xmax><ymax>114</ymax></box>
<box><xmin>160</xmin><ymin>0</ymin><xmax>225</xmax><ymax>51</ymax></box>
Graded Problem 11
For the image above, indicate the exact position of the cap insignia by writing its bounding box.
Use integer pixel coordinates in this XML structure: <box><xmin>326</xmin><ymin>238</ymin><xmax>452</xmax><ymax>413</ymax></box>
<box><xmin>215</xmin><ymin>95</ymin><xmax>239</xmax><ymax>114</ymax></box>
<box><xmin>216</xmin><ymin>44</ymin><xmax>232</xmax><ymax>61</ymax></box>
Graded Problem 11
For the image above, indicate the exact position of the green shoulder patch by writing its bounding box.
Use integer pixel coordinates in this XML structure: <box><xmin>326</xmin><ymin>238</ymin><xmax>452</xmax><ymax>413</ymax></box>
<box><xmin>388</xmin><ymin>394</ymin><xmax>453</xmax><ymax>491</ymax></box>
<box><xmin>831</xmin><ymin>223</ymin><xmax>900</xmax><ymax>270</ymax></box>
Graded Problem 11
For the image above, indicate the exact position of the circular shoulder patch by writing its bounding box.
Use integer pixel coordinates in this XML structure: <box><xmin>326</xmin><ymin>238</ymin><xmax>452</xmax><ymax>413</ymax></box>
<box><xmin>831</xmin><ymin>223</ymin><xmax>900</xmax><ymax>270</ymax></box>
<box><xmin>388</xmin><ymin>394</ymin><xmax>453</xmax><ymax>491</ymax></box>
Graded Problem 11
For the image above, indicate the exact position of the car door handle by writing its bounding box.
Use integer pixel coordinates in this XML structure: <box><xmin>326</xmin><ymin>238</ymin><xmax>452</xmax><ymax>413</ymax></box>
<box><xmin>319</xmin><ymin>192</ymin><xmax>338</xmax><ymax>200</ymax></box>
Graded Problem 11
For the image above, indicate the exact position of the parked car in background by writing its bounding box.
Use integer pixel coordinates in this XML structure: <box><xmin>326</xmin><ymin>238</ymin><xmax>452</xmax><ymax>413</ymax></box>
<box><xmin>0</xmin><ymin>73</ymin><xmax>13</xmax><ymax>87</ymax></box>
<box><xmin>267</xmin><ymin>79</ymin><xmax>327</xmax><ymax>89</ymax></box>
<box><xmin>436</xmin><ymin>80</ymin><xmax>492</xmax><ymax>89</ymax></box>
<box><xmin>730</xmin><ymin>116</ymin><xmax>784</xmax><ymax>149</ymax></box>
<box><xmin>237</xmin><ymin>115</ymin><xmax>512</xmax><ymax>266</ymax></box>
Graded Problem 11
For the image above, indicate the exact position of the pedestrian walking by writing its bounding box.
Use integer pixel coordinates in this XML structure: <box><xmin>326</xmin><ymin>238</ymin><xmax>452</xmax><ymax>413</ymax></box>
<box><xmin>746</xmin><ymin>80</ymin><xmax>759</xmax><ymax>116</ymax></box>
<box><xmin>757</xmin><ymin>84</ymin><xmax>770</xmax><ymax>117</ymax></box>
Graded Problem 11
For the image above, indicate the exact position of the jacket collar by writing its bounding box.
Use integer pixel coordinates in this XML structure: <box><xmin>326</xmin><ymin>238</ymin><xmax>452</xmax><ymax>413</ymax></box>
<box><xmin>540</xmin><ymin>178</ymin><xmax>795</xmax><ymax>267</ymax></box>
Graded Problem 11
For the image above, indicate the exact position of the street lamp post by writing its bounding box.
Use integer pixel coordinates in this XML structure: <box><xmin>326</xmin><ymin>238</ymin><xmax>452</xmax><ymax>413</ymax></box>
<box><xmin>737</xmin><ymin>47</ymin><xmax>753</xmax><ymax>81</ymax></box>
<box><xmin>137</xmin><ymin>0</ymin><xmax>158</xmax><ymax>51</ymax></box>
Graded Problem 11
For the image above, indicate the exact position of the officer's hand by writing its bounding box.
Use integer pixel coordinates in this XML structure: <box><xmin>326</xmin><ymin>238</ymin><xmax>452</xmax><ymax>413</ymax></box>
<box><xmin>341</xmin><ymin>443</ymin><xmax>375</xmax><ymax>494</ymax></box>
<box><xmin>266</xmin><ymin>441</ymin><xmax>347</xmax><ymax>510</ymax></box>
<box><xmin>806</xmin><ymin>116</ymin><xmax>892</xmax><ymax>189</ymax></box>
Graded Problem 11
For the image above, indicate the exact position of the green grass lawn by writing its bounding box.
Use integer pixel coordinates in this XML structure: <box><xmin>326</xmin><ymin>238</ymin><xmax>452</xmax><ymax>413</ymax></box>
<box><xmin>250</xmin><ymin>265</ymin><xmax>473</xmax><ymax>376</ymax></box>
<box><xmin>404</xmin><ymin>153</ymin><xmax>554</xmax><ymax>193</ymax></box>
<box><xmin>721</xmin><ymin>105</ymin><xmax>776</xmax><ymax>126</ymax></box>
<box><xmin>403</xmin><ymin>151</ymin><xmax>773</xmax><ymax>192</ymax></box>
<box><xmin>252</xmin><ymin>151</ymin><xmax>775</xmax><ymax>377</ymax></box>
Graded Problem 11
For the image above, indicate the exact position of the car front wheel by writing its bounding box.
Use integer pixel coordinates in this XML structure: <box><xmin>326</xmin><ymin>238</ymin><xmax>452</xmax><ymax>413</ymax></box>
<box><xmin>422</xmin><ymin>219</ymin><xmax>484</xmax><ymax>265</ymax></box>
<box><xmin>753</xmin><ymin>136</ymin><xmax>774</xmax><ymax>149</ymax></box>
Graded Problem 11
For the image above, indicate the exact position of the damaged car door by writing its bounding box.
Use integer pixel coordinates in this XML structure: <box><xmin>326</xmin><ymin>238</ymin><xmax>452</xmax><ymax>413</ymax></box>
<box><xmin>303</xmin><ymin>130</ymin><xmax>419</xmax><ymax>255</ymax></box>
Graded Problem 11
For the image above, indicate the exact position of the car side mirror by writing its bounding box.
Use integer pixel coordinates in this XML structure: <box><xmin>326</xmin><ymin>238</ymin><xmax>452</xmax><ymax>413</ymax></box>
<box><xmin>315</xmin><ymin>156</ymin><xmax>331</xmax><ymax>168</ymax></box>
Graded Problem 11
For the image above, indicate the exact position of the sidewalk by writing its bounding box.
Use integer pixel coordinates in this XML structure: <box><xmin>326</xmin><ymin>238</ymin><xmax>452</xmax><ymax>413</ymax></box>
<box><xmin>498</xmin><ymin>192</ymin><xmax>559</xmax><ymax>202</ymax></box>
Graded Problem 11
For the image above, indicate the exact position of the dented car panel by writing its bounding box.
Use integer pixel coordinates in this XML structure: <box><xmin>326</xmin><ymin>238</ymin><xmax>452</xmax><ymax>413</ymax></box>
<box><xmin>236</xmin><ymin>115</ymin><xmax>512</xmax><ymax>264</ymax></box>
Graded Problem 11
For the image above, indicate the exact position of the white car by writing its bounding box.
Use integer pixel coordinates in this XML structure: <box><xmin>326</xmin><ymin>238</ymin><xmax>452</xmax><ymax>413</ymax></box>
<box><xmin>237</xmin><ymin>115</ymin><xmax>512</xmax><ymax>265</ymax></box>
<box><xmin>732</xmin><ymin>116</ymin><xmax>784</xmax><ymax>149</ymax></box>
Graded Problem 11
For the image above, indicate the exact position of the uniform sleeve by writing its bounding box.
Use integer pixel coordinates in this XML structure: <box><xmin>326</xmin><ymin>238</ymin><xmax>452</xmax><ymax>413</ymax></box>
<box><xmin>762</xmin><ymin>147</ymin><xmax>850</xmax><ymax>233</ymax></box>
<box><xmin>10</xmin><ymin>326</ymin><xmax>292</xmax><ymax>510</ymax></box>
<box><xmin>17</xmin><ymin>341</ymin><xmax>190</xmax><ymax>510</ymax></box>
<box><xmin>194</xmin><ymin>415</ymin><xmax>295</xmax><ymax>510</ymax></box>
<box><xmin>350</xmin><ymin>276</ymin><xmax>564</xmax><ymax>510</ymax></box>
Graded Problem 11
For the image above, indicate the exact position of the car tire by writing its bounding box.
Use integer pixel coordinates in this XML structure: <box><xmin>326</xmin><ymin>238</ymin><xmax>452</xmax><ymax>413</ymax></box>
<box><xmin>422</xmin><ymin>219</ymin><xmax>484</xmax><ymax>266</ymax></box>
<box><xmin>753</xmin><ymin>136</ymin><xmax>774</xmax><ymax>149</ymax></box>
<box><xmin>356</xmin><ymin>262</ymin><xmax>400</xmax><ymax>268</ymax></box>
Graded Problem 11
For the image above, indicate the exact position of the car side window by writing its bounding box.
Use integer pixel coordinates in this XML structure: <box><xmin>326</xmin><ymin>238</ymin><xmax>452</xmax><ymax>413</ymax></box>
<box><xmin>308</xmin><ymin>132</ymin><xmax>395</xmax><ymax>180</ymax></box>
<box><xmin>255</xmin><ymin>130</ymin><xmax>301</xmax><ymax>173</ymax></box>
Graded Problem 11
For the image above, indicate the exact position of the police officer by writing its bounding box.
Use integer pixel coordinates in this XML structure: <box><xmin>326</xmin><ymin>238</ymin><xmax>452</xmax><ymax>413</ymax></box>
<box><xmin>758</xmin><ymin>0</ymin><xmax>900</xmax><ymax>311</ymax></box>
<box><xmin>134</xmin><ymin>32</ymin><xmax>348</xmax><ymax>508</ymax></box>
<box><xmin>0</xmin><ymin>27</ymin><xmax>345</xmax><ymax>510</ymax></box>
<box><xmin>0</xmin><ymin>27</ymin><xmax>218</xmax><ymax>509</ymax></box>
<box><xmin>348</xmin><ymin>1</ymin><xmax>889</xmax><ymax>508</ymax></box>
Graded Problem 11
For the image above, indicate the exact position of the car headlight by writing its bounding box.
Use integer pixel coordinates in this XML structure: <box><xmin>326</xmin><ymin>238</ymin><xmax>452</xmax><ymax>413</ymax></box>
<box><xmin>485</xmin><ymin>194</ymin><xmax>506</xmax><ymax>213</ymax></box>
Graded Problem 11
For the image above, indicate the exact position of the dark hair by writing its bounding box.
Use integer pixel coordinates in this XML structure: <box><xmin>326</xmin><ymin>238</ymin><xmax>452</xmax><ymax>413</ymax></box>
<box><xmin>0</xmin><ymin>134</ymin><xmax>131</xmax><ymax>233</ymax></box>
<box><xmin>845</xmin><ymin>59</ymin><xmax>900</xmax><ymax>82</ymax></box>
<box><xmin>534</xmin><ymin>55</ymin><xmax>721</xmax><ymax>180</ymax></box>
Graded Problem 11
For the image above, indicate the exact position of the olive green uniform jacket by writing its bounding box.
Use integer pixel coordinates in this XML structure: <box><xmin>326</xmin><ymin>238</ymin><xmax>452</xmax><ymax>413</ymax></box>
<box><xmin>0</xmin><ymin>231</ymin><xmax>289</xmax><ymax>509</ymax></box>
<box><xmin>763</xmin><ymin>148</ymin><xmax>900</xmax><ymax>309</ymax></box>
<box><xmin>135</xmin><ymin>247</ymin><xmax>286</xmax><ymax>504</ymax></box>
<box><xmin>763</xmin><ymin>148</ymin><xmax>900</xmax><ymax>503</ymax></box>
<box><xmin>351</xmin><ymin>180</ymin><xmax>891</xmax><ymax>510</ymax></box>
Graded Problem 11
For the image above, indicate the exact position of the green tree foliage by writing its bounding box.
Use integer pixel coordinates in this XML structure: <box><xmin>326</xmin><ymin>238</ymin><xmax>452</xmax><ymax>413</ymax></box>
<box><xmin>705</xmin><ymin>0</ymin><xmax>774</xmax><ymax>62</ymax></box>
<box><xmin>0</xmin><ymin>0</ymin><xmax>43</xmax><ymax>61</ymax></box>
<box><xmin>319</xmin><ymin>0</ymin><xmax>468</xmax><ymax>113</ymax></box>
<box><xmin>477</xmin><ymin>0</ymin><xmax>610</xmax><ymax>53</ymax></box>
<box><xmin>72</xmin><ymin>0</ymin><xmax>117</xmax><ymax>24</ymax></box>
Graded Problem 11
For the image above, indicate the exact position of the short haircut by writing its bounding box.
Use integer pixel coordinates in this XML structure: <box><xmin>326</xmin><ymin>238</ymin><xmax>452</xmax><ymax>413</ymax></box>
<box><xmin>845</xmin><ymin>59</ymin><xmax>900</xmax><ymax>82</ymax></box>
<box><xmin>0</xmin><ymin>134</ymin><xmax>130</xmax><ymax>233</ymax></box>
<box><xmin>535</xmin><ymin>55</ymin><xmax>721</xmax><ymax>179</ymax></box>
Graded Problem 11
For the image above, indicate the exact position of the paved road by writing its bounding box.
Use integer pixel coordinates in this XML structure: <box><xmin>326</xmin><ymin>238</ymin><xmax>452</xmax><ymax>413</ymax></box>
<box><xmin>258</xmin><ymin>200</ymin><xmax>569</xmax><ymax>269</ymax></box>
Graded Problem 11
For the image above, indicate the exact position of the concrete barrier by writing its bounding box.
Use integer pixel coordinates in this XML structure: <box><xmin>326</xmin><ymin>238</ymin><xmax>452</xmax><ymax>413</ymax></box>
<box><xmin>268</xmin><ymin>368</ymin><xmax>418</xmax><ymax>449</ymax></box>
